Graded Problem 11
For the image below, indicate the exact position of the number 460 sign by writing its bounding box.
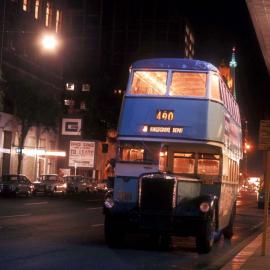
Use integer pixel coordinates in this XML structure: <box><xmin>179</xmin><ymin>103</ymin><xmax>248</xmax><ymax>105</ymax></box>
<box><xmin>156</xmin><ymin>110</ymin><xmax>174</xmax><ymax>121</ymax></box>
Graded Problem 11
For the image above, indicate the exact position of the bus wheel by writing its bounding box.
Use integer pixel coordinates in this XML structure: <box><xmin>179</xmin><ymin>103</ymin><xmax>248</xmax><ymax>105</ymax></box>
<box><xmin>196</xmin><ymin>211</ymin><xmax>216</xmax><ymax>254</ymax></box>
<box><xmin>104</xmin><ymin>215</ymin><xmax>125</xmax><ymax>248</ymax></box>
<box><xmin>223</xmin><ymin>202</ymin><xmax>236</xmax><ymax>239</ymax></box>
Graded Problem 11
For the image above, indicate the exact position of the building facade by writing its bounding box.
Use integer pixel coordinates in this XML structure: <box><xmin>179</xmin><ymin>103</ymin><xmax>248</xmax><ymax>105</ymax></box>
<box><xmin>57</xmin><ymin>0</ymin><xmax>195</xmax><ymax>180</ymax></box>
<box><xmin>0</xmin><ymin>0</ymin><xmax>65</xmax><ymax>178</ymax></box>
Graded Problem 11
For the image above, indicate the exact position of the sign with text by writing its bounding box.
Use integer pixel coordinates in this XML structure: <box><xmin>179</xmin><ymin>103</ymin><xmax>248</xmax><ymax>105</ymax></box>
<box><xmin>69</xmin><ymin>141</ymin><xmax>95</xmax><ymax>168</ymax></box>
<box><xmin>142</xmin><ymin>125</ymin><xmax>183</xmax><ymax>134</ymax></box>
<box><xmin>259</xmin><ymin>120</ymin><xmax>270</xmax><ymax>150</ymax></box>
<box><xmin>62</xmin><ymin>118</ymin><xmax>82</xmax><ymax>136</ymax></box>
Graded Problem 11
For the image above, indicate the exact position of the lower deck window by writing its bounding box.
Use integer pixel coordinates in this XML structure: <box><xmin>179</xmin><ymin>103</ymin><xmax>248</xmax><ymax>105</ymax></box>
<box><xmin>173</xmin><ymin>153</ymin><xmax>195</xmax><ymax>174</ymax></box>
<box><xmin>122</xmin><ymin>148</ymin><xmax>144</xmax><ymax>161</ymax></box>
<box><xmin>198</xmin><ymin>154</ymin><xmax>220</xmax><ymax>176</ymax></box>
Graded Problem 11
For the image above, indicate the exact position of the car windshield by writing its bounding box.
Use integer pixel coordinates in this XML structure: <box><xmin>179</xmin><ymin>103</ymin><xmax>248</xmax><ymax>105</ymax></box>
<box><xmin>40</xmin><ymin>175</ymin><xmax>58</xmax><ymax>181</ymax></box>
<box><xmin>2</xmin><ymin>175</ymin><xmax>20</xmax><ymax>181</ymax></box>
<box><xmin>65</xmin><ymin>176</ymin><xmax>83</xmax><ymax>183</ymax></box>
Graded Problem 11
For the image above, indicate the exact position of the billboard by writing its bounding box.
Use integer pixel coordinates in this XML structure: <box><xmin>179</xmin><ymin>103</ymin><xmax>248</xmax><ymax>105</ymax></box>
<box><xmin>69</xmin><ymin>141</ymin><xmax>95</xmax><ymax>168</ymax></box>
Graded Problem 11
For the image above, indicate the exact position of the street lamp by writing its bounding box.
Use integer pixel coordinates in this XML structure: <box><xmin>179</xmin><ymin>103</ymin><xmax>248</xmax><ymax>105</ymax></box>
<box><xmin>40</xmin><ymin>34</ymin><xmax>58</xmax><ymax>51</ymax></box>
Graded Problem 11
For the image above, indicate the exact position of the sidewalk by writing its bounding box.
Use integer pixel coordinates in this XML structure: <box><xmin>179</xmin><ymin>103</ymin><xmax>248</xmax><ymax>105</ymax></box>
<box><xmin>221</xmin><ymin>227</ymin><xmax>270</xmax><ymax>270</ymax></box>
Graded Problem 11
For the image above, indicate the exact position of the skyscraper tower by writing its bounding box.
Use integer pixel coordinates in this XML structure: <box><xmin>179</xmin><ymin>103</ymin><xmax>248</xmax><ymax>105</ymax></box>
<box><xmin>229</xmin><ymin>47</ymin><xmax>237</xmax><ymax>99</ymax></box>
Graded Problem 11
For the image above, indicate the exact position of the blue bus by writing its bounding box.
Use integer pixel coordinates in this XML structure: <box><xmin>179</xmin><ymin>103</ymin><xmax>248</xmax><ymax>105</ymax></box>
<box><xmin>104</xmin><ymin>58</ymin><xmax>242</xmax><ymax>253</ymax></box>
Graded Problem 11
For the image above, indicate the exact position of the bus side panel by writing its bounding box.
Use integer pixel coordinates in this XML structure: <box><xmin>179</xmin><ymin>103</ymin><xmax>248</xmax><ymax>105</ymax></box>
<box><xmin>218</xmin><ymin>183</ymin><xmax>238</xmax><ymax>229</ymax></box>
<box><xmin>207</xmin><ymin>102</ymin><xmax>225</xmax><ymax>143</ymax></box>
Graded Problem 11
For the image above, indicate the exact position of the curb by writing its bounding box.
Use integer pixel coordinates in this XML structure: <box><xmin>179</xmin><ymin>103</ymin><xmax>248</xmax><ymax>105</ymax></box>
<box><xmin>201</xmin><ymin>221</ymin><xmax>263</xmax><ymax>270</ymax></box>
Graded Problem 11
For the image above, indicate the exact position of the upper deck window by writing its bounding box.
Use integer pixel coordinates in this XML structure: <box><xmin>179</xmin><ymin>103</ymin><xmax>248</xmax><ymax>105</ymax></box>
<box><xmin>209</xmin><ymin>74</ymin><xmax>221</xmax><ymax>101</ymax></box>
<box><xmin>169</xmin><ymin>72</ymin><xmax>206</xmax><ymax>97</ymax></box>
<box><xmin>130</xmin><ymin>71</ymin><xmax>167</xmax><ymax>95</ymax></box>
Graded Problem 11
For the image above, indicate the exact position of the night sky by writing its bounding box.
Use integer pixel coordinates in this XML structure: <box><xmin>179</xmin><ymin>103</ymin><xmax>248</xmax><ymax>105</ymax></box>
<box><xmin>183</xmin><ymin>1</ymin><xmax>270</xmax><ymax>175</ymax></box>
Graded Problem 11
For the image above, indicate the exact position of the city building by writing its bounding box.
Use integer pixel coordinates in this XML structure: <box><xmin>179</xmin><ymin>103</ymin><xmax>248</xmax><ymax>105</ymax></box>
<box><xmin>0</xmin><ymin>0</ymin><xmax>66</xmax><ymax>180</ymax></box>
<box><xmin>0</xmin><ymin>0</ymin><xmax>195</xmax><ymax>180</ymax></box>
<box><xmin>57</xmin><ymin>0</ymin><xmax>195</xmax><ymax>180</ymax></box>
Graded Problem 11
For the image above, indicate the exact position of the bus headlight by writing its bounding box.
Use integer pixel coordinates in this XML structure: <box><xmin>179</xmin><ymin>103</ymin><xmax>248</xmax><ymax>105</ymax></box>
<box><xmin>200</xmin><ymin>202</ymin><xmax>210</xmax><ymax>213</ymax></box>
<box><xmin>104</xmin><ymin>197</ymin><xmax>115</xmax><ymax>209</ymax></box>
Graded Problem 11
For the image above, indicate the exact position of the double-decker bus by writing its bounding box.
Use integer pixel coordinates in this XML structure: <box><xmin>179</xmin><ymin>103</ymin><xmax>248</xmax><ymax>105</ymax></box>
<box><xmin>103</xmin><ymin>58</ymin><xmax>242</xmax><ymax>253</ymax></box>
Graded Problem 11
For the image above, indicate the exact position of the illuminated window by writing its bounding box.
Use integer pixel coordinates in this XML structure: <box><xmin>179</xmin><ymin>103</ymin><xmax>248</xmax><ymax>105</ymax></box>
<box><xmin>23</xmin><ymin>0</ymin><xmax>28</xmax><ymax>11</ymax></box>
<box><xmin>210</xmin><ymin>74</ymin><xmax>221</xmax><ymax>101</ymax></box>
<box><xmin>82</xmin><ymin>83</ymin><xmax>90</xmax><ymax>92</ymax></box>
<box><xmin>122</xmin><ymin>148</ymin><xmax>144</xmax><ymax>161</ymax></box>
<box><xmin>130</xmin><ymin>71</ymin><xmax>167</xmax><ymax>96</ymax></box>
<box><xmin>34</xmin><ymin>0</ymin><xmax>40</xmax><ymax>19</ymax></box>
<box><xmin>64</xmin><ymin>99</ymin><xmax>73</xmax><ymax>106</ymax></box>
<box><xmin>55</xmin><ymin>10</ymin><xmax>62</xmax><ymax>33</ymax></box>
<box><xmin>159</xmin><ymin>147</ymin><xmax>168</xmax><ymax>172</ymax></box>
<box><xmin>198</xmin><ymin>154</ymin><xmax>220</xmax><ymax>176</ymax></box>
<box><xmin>80</xmin><ymin>101</ymin><xmax>86</xmax><ymax>110</ymax></box>
<box><xmin>173</xmin><ymin>153</ymin><xmax>195</xmax><ymax>174</ymax></box>
<box><xmin>66</xmin><ymin>83</ymin><xmax>75</xmax><ymax>91</ymax></box>
<box><xmin>45</xmin><ymin>2</ymin><xmax>52</xmax><ymax>27</ymax></box>
<box><xmin>170</xmin><ymin>72</ymin><xmax>206</xmax><ymax>97</ymax></box>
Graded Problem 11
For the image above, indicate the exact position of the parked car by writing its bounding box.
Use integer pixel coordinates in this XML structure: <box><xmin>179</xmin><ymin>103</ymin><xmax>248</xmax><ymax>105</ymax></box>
<box><xmin>64</xmin><ymin>175</ymin><xmax>94</xmax><ymax>193</ymax></box>
<box><xmin>0</xmin><ymin>174</ymin><xmax>34</xmax><ymax>196</ymax></box>
<box><xmin>33</xmin><ymin>174</ymin><xmax>66</xmax><ymax>195</ymax></box>
<box><xmin>95</xmin><ymin>178</ymin><xmax>114</xmax><ymax>192</ymax></box>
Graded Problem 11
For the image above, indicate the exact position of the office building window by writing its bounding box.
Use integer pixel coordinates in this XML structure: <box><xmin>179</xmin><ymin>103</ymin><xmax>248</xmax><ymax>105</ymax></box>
<box><xmin>82</xmin><ymin>84</ymin><xmax>90</xmax><ymax>92</ymax></box>
<box><xmin>55</xmin><ymin>10</ymin><xmax>62</xmax><ymax>33</ymax></box>
<box><xmin>66</xmin><ymin>83</ymin><xmax>75</xmax><ymax>91</ymax></box>
<box><xmin>45</xmin><ymin>2</ymin><xmax>52</xmax><ymax>27</ymax></box>
<box><xmin>23</xmin><ymin>0</ymin><xmax>28</xmax><ymax>11</ymax></box>
<box><xmin>34</xmin><ymin>0</ymin><xmax>40</xmax><ymax>19</ymax></box>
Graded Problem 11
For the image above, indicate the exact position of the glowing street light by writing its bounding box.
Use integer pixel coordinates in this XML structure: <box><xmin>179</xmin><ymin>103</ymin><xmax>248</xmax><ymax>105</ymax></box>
<box><xmin>41</xmin><ymin>34</ymin><xmax>58</xmax><ymax>51</ymax></box>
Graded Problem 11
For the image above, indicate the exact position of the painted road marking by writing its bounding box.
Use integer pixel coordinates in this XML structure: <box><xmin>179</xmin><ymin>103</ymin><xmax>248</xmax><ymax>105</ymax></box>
<box><xmin>24</xmin><ymin>201</ymin><xmax>48</xmax><ymax>206</ymax></box>
<box><xmin>85</xmin><ymin>207</ymin><xmax>103</xmax><ymax>211</ymax></box>
<box><xmin>0</xmin><ymin>213</ymin><xmax>32</xmax><ymax>219</ymax></box>
<box><xmin>91</xmin><ymin>224</ymin><xmax>104</xmax><ymax>228</ymax></box>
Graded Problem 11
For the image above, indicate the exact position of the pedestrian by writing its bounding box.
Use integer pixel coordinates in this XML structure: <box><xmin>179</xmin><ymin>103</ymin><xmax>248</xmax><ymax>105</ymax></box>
<box><xmin>104</xmin><ymin>159</ymin><xmax>115</xmax><ymax>189</ymax></box>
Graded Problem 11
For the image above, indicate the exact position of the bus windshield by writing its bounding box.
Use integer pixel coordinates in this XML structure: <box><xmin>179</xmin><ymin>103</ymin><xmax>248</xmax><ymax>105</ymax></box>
<box><xmin>130</xmin><ymin>70</ymin><xmax>207</xmax><ymax>97</ymax></box>
<box><xmin>169</xmin><ymin>72</ymin><xmax>206</xmax><ymax>97</ymax></box>
<box><xmin>119</xmin><ymin>142</ymin><xmax>159</xmax><ymax>164</ymax></box>
<box><xmin>130</xmin><ymin>71</ymin><xmax>167</xmax><ymax>95</ymax></box>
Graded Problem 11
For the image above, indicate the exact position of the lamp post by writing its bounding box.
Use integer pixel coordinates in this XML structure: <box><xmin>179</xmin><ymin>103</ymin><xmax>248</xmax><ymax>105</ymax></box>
<box><xmin>244</xmin><ymin>120</ymin><xmax>251</xmax><ymax>186</ymax></box>
<box><xmin>40</xmin><ymin>33</ymin><xmax>59</xmax><ymax>51</ymax></box>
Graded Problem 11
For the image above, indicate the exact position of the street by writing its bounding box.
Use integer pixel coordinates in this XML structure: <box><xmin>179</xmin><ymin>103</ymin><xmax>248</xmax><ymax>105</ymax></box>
<box><xmin>0</xmin><ymin>190</ymin><xmax>264</xmax><ymax>270</ymax></box>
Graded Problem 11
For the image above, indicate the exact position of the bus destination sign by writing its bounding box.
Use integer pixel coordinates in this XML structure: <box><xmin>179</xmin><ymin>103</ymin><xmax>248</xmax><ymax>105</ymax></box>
<box><xmin>142</xmin><ymin>125</ymin><xmax>183</xmax><ymax>134</ymax></box>
<box><xmin>156</xmin><ymin>110</ymin><xmax>174</xmax><ymax>121</ymax></box>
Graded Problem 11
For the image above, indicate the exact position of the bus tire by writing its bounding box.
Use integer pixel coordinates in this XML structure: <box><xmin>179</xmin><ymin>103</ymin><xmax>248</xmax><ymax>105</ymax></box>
<box><xmin>104</xmin><ymin>215</ymin><xmax>125</xmax><ymax>248</ymax></box>
<box><xmin>223</xmin><ymin>201</ymin><xmax>236</xmax><ymax>239</ymax></box>
<box><xmin>196</xmin><ymin>211</ymin><xmax>216</xmax><ymax>254</ymax></box>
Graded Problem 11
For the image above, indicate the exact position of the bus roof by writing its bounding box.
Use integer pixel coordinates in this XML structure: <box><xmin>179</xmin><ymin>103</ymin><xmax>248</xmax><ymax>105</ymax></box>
<box><xmin>130</xmin><ymin>58</ymin><xmax>218</xmax><ymax>72</ymax></box>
